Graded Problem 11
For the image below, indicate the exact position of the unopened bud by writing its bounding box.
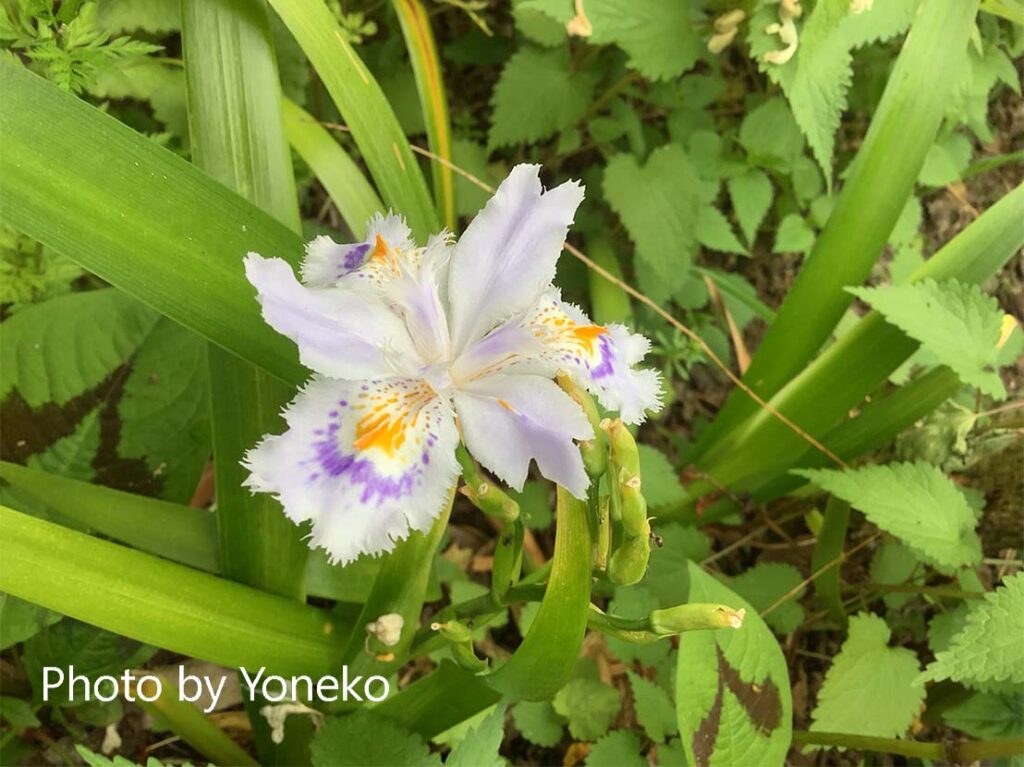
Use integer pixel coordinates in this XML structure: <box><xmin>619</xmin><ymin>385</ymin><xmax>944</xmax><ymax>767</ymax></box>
<box><xmin>650</xmin><ymin>603</ymin><xmax>746</xmax><ymax>635</ymax></box>
<box><xmin>608</xmin><ymin>533</ymin><xmax>650</xmax><ymax>586</ymax></box>
<box><xmin>708</xmin><ymin>27</ymin><xmax>739</xmax><ymax>54</ymax></box>
<box><xmin>713</xmin><ymin>9</ymin><xmax>746</xmax><ymax>33</ymax></box>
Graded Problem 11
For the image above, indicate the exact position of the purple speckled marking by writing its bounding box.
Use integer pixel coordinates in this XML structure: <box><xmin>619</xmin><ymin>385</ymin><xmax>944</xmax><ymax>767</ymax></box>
<box><xmin>338</xmin><ymin>400</ymin><xmax>348</xmax><ymax>407</ymax></box>
<box><xmin>335</xmin><ymin>243</ymin><xmax>370</xmax><ymax>277</ymax></box>
<box><xmin>590</xmin><ymin>335</ymin><xmax>615</xmax><ymax>380</ymax></box>
<box><xmin>312</xmin><ymin>438</ymin><xmax>420</xmax><ymax>505</ymax></box>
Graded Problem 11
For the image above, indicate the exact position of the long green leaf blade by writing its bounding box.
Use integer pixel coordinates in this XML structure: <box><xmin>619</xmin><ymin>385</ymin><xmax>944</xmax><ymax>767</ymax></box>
<box><xmin>0</xmin><ymin>61</ymin><xmax>306</xmax><ymax>385</ymax></box>
<box><xmin>182</xmin><ymin>0</ymin><xmax>309</xmax><ymax>603</ymax></box>
<box><xmin>0</xmin><ymin>506</ymin><xmax>342</xmax><ymax>677</ymax></box>
<box><xmin>690</xmin><ymin>0</ymin><xmax>979</xmax><ymax>462</ymax></box>
<box><xmin>392</xmin><ymin>0</ymin><xmax>456</xmax><ymax>229</ymax></box>
<box><xmin>282</xmin><ymin>97</ymin><xmax>384</xmax><ymax>235</ymax></box>
<box><xmin>266</xmin><ymin>0</ymin><xmax>439</xmax><ymax>239</ymax></box>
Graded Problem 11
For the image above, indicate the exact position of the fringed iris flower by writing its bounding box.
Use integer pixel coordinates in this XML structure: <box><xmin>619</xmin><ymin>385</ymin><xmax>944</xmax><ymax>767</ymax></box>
<box><xmin>243</xmin><ymin>165</ymin><xmax>662</xmax><ymax>563</ymax></box>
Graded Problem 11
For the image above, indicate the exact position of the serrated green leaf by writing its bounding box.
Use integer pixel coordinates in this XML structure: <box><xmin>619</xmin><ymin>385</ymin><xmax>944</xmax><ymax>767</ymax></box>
<box><xmin>697</xmin><ymin>205</ymin><xmax>747</xmax><ymax>255</ymax></box>
<box><xmin>749</xmin><ymin>0</ymin><xmax>918</xmax><ymax>179</ymax></box>
<box><xmin>446</xmin><ymin>704</ymin><xmax>506</xmax><ymax>767</ymax></box>
<box><xmin>606</xmin><ymin>586</ymin><xmax>668</xmax><ymax>666</ymax></box>
<box><xmin>97</xmin><ymin>0</ymin><xmax>180</xmax><ymax>33</ymax></box>
<box><xmin>728</xmin><ymin>169</ymin><xmax>774</xmax><ymax>246</ymax></box>
<box><xmin>922</xmin><ymin>572</ymin><xmax>1024</xmax><ymax>688</ymax></box>
<box><xmin>637</xmin><ymin>445</ymin><xmax>684</xmax><ymax>509</ymax></box>
<box><xmin>676</xmin><ymin>563</ymin><xmax>792</xmax><ymax>767</ymax></box>
<box><xmin>0</xmin><ymin>695</ymin><xmax>39</xmax><ymax>730</ymax></box>
<box><xmin>0</xmin><ymin>593</ymin><xmax>62</xmax><ymax>650</ymax></box>
<box><xmin>489</xmin><ymin>47</ymin><xmax>595</xmax><ymax>148</ymax></box>
<box><xmin>643</xmin><ymin>524</ymin><xmax>710</xmax><ymax>608</ymax></box>
<box><xmin>810</xmin><ymin>612</ymin><xmax>924</xmax><ymax>737</ymax></box>
<box><xmin>628</xmin><ymin>671</ymin><xmax>677</xmax><ymax>742</ymax></box>
<box><xmin>850</xmin><ymin>278</ymin><xmax>1007</xmax><ymax>398</ymax></box>
<box><xmin>918</xmin><ymin>131</ymin><xmax>974</xmax><ymax>186</ymax></box>
<box><xmin>584</xmin><ymin>0</ymin><xmax>699</xmax><ymax>81</ymax></box>
<box><xmin>773</xmin><ymin>213</ymin><xmax>815</xmax><ymax>253</ymax></box>
<box><xmin>738</xmin><ymin>97</ymin><xmax>805</xmax><ymax>171</ymax></box>
<box><xmin>552</xmin><ymin>677</ymin><xmax>621</xmax><ymax>741</ymax></box>
<box><xmin>796</xmin><ymin>462</ymin><xmax>981</xmax><ymax>569</ymax></box>
<box><xmin>311</xmin><ymin>711</ymin><xmax>441</xmax><ymax>766</ymax></box>
<box><xmin>586</xmin><ymin>730</ymin><xmax>646</xmax><ymax>766</ymax></box>
<box><xmin>511</xmin><ymin>700</ymin><xmax>565</xmax><ymax>747</ymax></box>
<box><xmin>507</xmin><ymin>480</ymin><xmax>553</xmax><ymax>530</ymax></box>
<box><xmin>604</xmin><ymin>145</ymin><xmax>702</xmax><ymax>298</ymax></box>
<box><xmin>728</xmin><ymin>563</ymin><xmax>806</xmax><ymax>635</ymax></box>
<box><xmin>941</xmin><ymin>690</ymin><xmax>1024</xmax><ymax>740</ymax></box>
<box><xmin>22</xmin><ymin>620</ymin><xmax>155</xmax><ymax>706</ymax></box>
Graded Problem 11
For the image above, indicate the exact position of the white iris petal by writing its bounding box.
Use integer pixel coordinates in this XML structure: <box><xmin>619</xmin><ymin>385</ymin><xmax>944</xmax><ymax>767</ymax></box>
<box><xmin>243</xmin><ymin>165</ymin><xmax>662</xmax><ymax>563</ymax></box>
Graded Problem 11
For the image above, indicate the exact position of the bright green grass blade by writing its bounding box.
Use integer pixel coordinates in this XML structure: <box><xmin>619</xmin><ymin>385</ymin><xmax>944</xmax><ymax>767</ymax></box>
<box><xmin>374</xmin><ymin>661</ymin><xmax>502</xmax><ymax>739</ymax></box>
<box><xmin>266</xmin><ymin>0</ymin><xmax>439</xmax><ymax>239</ymax></box>
<box><xmin>183</xmin><ymin>7</ymin><xmax>313</xmax><ymax>756</ymax></box>
<box><xmin>0</xmin><ymin>461</ymin><xmax>379</xmax><ymax>603</ymax></box>
<box><xmin>0</xmin><ymin>460</ymin><xmax>219</xmax><ymax>572</ymax></box>
<box><xmin>0</xmin><ymin>506</ymin><xmax>342</xmax><ymax>677</ymax></box>
<box><xmin>282</xmin><ymin>97</ymin><xmax>384</xmax><ymax>236</ymax></box>
<box><xmin>691</xmin><ymin>182</ymin><xmax>1024</xmax><ymax>499</ymax></box>
<box><xmin>182</xmin><ymin>0</ymin><xmax>309</xmax><ymax>609</ymax></box>
<box><xmin>0</xmin><ymin>61</ymin><xmax>305</xmax><ymax>386</ymax></box>
<box><xmin>487</xmin><ymin>488</ymin><xmax>593</xmax><ymax>701</ymax></box>
<box><xmin>130</xmin><ymin>677</ymin><xmax>258</xmax><ymax>767</ymax></box>
<box><xmin>392</xmin><ymin>0</ymin><xmax>456</xmax><ymax>230</ymax></box>
<box><xmin>688</xmin><ymin>0</ymin><xmax>979</xmax><ymax>463</ymax></box>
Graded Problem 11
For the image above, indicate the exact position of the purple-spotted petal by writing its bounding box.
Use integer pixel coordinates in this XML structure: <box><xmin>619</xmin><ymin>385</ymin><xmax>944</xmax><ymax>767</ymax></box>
<box><xmin>454</xmin><ymin>374</ymin><xmax>593</xmax><ymax>498</ymax></box>
<box><xmin>301</xmin><ymin>212</ymin><xmax>414</xmax><ymax>288</ymax></box>
<box><xmin>447</xmin><ymin>164</ymin><xmax>584</xmax><ymax>353</ymax></box>
<box><xmin>244</xmin><ymin>376</ymin><xmax>459</xmax><ymax>564</ymax></box>
<box><xmin>245</xmin><ymin>254</ymin><xmax>421</xmax><ymax>379</ymax></box>
<box><xmin>526</xmin><ymin>292</ymin><xmax>662</xmax><ymax>424</ymax></box>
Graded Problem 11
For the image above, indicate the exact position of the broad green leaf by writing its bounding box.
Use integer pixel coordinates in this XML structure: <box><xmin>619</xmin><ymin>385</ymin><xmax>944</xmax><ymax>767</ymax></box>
<box><xmin>0</xmin><ymin>506</ymin><xmax>343</xmax><ymax>677</ymax></box>
<box><xmin>676</xmin><ymin>563</ymin><xmax>792</xmax><ymax>767</ymax></box>
<box><xmin>0</xmin><ymin>62</ymin><xmax>306</xmax><ymax>385</ymax></box>
<box><xmin>628</xmin><ymin>670</ymin><xmax>677</xmax><ymax>742</ymax></box>
<box><xmin>606</xmin><ymin>586</ymin><xmax>669</xmax><ymax>667</ymax></box>
<box><xmin>514</xmin><ymin>0</ymin><xmax>565</xmax><ymax>47</ymax></box>
<box><xmin>451</xmin><ymin>138</ymin><xmax>505</xmax><ymax>218</ymax></box>
<box><xmin>772</xmin><ymin>214</ymin><xmax>815</xmax><ymax>253</ymax></box>
<box><xmin>446</xmin><ymin>704</ymin><xmax>506</xmax><ymax>767</ymax></box>
<box><xmin>311</xmin><ymin>711</ymin><xmax>440</xmax><ymax>767</ymax></box>
<box><xmin>22</xmin><ymin>620</ymin><xmax>155</xmax><ymax>705</ymax></box>
<box><xmin>921</xmin><ymin>572</ymin><xmax>1024</xmax><ymax>688</ymax></box>
<box><xmin>796</xmin><ymin>463</ymin><xmax>981</xmax><ymax>569</ymax></box>
<box><xmin>643</xmin><ymin>524</ymin><xmax>710</xmax><ymax>608</ymax></box>
<box><xmin>728</xmin><ymin>563</ymin><xmax>806</xmax><ymax>635</ymax></box>
<box><xmin>1</xmin><ymin>290</ymin><xmax>209</xmax><ymax>502</ymax></box>
<box><xmin>511</xmin><ymin>700</ymin><xmax>565</xmax><ymax>747</ymax></box>
<box><xmin>691</xmin><ymin>0</ymin><xmax>979</xmax><ymax>470</ymax></box>
<box><xmin>637</xmin><ymin>445</ymin><xmax>685</xmax><ymax>509</ymax></box>
<box><xmin>552</xmin><ymin>677</ymin><xmax>621</xmax><ymax>741</ymax></box>
<box><xmin>918</xmin><ymin>131</ymin><xmax>973</xmax><ymax>186</ymax></box>
<box><xmin>0</xmin><ymin>695</ymin><xmax>39</xmax><ymax>730</ymax></box>
<box><xmin>604</xmin><ymin>145</ymin><xmax>701</xmax><ymax>299</ymax></box>
<box><xmin>580</xmin><ymin>0</ymin><xmax>699</xmax><ymax>81</ymax></box>
<box><xmin>850</xmin><ymin>278</ymin><xmax>1006</xmax><ymax>399</ymax></box>
<box><xmin>507</xmin><ymin>481</ymin><xmax>553</xmax><ymax>530</ymax></box>
<box><xmin>728</xmin><ymin>169</ymin><xmax>774</xmax><ymax>246</ymax></box>
<box><xmin>842</xmin><ymin>0</ymin><xmax>919</xmax><ymax>47</ymax></box>
<box><xmin>97</xmin><ymin>0</ymin><xmax>180</xmax><ymax>33</ymax></box>
<box><xmin>810</xmin><ymin>613</ymin><xmax>924</xmax><ymax>737</ymax></box>
<box><xmin>489</xmin><ymin>47</ymin><xmax>596</xmax><ymax>148</ymax></box>
<box><xmin>524</xmin><ymin>0</ymin><xmax>699</xmax><ymax>80</ymax></box>
<box><xmin>265</xmin><ymin>0</ymin><xmax>438</xmax><ymax>239</ymax></box>
<box><xmin>737</xmin><ymin>98</ymin><xmax>805</xmax><ymax>171</ymax></box>
<box><xmin>696</xmin><ymin>205</ymin><xmax>747</xmax><ymax>255</ymax></box>
<box><xmin>586</xmin><ymin>730</ymin><xmax>646</xmax><ymax>767</ymax></box>
<box><xmin>941</xmin><ymin>690</ymin><xmax>1024</xmax><ymax>740</ymax></box>
<box><xmin>0</xmin><ymin>593</ymin><xmax>62</xmax><ymax>650</ymax></box>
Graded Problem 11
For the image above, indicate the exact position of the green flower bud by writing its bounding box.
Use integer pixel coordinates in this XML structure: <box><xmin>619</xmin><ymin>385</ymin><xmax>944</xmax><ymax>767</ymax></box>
<box><xmin>456</xmin><ymin>444</ymin><xmax>519</xmax><ymax>523</ymax></box>
<box><xmin>619</xmin><ymin>478</ymin><xmax>648</xmax><ymax>538</ymax></box>
<box><xmin>649</xmin><ymin>603</ymin><xmax>746</xmax><ymax>635</ymax></box>
<box><xmin>607</xmin><ymin>534</ymin><xmax>650</xmax><ymax>586</ymax></box>
<box><xmin>603</xmin><ymin>418</ymin><xmax>640</xmax><ymax>479</ymax></box>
